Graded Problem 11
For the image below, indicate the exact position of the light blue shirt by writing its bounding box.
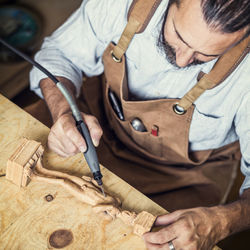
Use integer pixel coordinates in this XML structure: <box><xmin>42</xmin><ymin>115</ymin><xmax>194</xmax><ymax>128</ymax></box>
<box><xmin>30</xmin><ymin>0</ymin><xmax>250</xmax><ymax>194</ymax></box>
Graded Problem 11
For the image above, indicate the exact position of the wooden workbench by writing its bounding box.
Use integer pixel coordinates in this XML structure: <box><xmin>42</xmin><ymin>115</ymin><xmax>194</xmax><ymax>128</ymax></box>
<box><xmin>0</xmin><ymin>93</ymin><xmax>167</xmax><ymax>249</ymax></box>
<box><xmin>0</xmin><ymin>94</ymin><xmax>221</xmax><ymax>249</ymax></box>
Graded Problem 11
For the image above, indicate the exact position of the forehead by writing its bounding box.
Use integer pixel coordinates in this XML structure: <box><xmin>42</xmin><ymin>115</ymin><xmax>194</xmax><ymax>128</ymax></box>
<box><xmin>171</xmin><ymin>0</ymin><xmax>245</xmax><ymax>54</ymax></box>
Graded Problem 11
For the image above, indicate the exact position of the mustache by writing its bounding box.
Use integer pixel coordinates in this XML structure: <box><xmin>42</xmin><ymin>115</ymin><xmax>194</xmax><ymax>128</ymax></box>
<box><xmin>158</xmin><ymin>35</ymin><xmax>178</xmax><ymax>67</ymax></box>
<box><xmin>157</xmin><ymin>32</ymin><xmax>205</xmax><ymax>68</ymax></box>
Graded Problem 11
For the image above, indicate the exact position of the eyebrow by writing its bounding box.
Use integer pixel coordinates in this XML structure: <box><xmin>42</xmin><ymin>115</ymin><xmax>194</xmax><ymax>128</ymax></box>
<box><xmin>173</xmin><ymin>21</ymin><xmax>221</xmax><ymax>57</ymax></box>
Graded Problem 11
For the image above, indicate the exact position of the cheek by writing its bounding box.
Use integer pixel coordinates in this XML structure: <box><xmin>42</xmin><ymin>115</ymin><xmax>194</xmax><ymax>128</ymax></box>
<box><xmin>164</xmin><ymin>19</ymin><xmax>178</xmax><ymax>46</ymax></box>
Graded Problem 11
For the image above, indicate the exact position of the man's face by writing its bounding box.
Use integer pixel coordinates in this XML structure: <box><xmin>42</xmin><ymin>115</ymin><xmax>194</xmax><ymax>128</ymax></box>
<box><xmin>160</xmin><ymin>0</ymin><xmax>246</xmax><ymax>68</ymax></box>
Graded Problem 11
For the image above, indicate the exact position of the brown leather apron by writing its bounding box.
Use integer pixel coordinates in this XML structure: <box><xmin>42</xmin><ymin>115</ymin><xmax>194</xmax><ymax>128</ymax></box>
<box><xmin>78</xmin><ymin>0</ymin><xmax>250</xmax><ymax>211</ymax></box>
<box><xmin>25</xmin><ymin>0</ymin><xmax>250</xmax><ymax>211</ymax></box>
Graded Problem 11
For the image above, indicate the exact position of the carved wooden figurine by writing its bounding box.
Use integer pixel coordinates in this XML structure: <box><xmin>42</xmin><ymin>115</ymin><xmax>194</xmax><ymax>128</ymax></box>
<box><xmin>6</xmin><ymin>138</ymin><xmax>156</xmax><ymax>236</ymax></box>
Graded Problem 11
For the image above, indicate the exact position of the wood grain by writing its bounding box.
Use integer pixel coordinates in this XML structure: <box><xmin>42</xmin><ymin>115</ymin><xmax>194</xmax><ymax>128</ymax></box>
<box><xmin>0</xmin><ymin>94</ymin><xmax>221</xmax><ymax>249</ymax></box>
<box><xmin>0</xmin><ymin>94</ymin><xmax>166</xmax><ymax>249</ymax></box>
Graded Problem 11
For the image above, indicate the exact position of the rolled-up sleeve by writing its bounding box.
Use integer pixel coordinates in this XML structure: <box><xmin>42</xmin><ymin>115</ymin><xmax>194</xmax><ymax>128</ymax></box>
<box><xmin>234</xmin><ymin>91</ymin><xmax>250</xmax><ymax>195</ymax></box>
<box><xmin>30</xmin><ymin>0</ymin><xmax>129</xmax><ymax>97</ymax></box>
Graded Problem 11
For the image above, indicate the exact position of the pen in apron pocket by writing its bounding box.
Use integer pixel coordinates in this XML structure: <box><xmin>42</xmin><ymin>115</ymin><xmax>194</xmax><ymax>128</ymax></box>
<box><xmin>108</xmin><ymin>89</ymin><xmax>124</xmax><ymax>121</ymax></box>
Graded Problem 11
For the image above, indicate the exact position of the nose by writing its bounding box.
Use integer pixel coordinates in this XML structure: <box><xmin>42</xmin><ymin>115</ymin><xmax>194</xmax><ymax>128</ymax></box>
<box><xmin>175</xmin><ymin>47</ymin><xmax>194</xmax><ymax>67</ymax></box>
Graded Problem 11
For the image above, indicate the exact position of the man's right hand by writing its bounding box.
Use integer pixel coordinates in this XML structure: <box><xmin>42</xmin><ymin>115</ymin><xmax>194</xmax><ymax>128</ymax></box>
<box><xmin>40</xmin><ymin>76</ymin><xmax>103</xmax><ymax>157</ymax></box>
<box><xmin>48</xmin><ymin>111</ymin><xmax>103</xmax><ymax>157</ymax></box>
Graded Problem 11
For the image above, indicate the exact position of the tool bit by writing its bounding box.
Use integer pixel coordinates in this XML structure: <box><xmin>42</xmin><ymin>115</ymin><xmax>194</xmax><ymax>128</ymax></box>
<box><xmin>99</xmin><ymin>185</ymin><xmax>106</xmax><ymax>197</ymax></box>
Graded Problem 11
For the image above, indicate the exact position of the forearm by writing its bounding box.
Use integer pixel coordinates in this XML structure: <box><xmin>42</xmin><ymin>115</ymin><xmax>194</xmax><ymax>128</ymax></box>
<box><xmin>211</xmin><ymin>188</ymin><xmax>250</xmax><ymax>242</ymax></box>
<box><xmin>40</xmin><ymin>77</ymin><xmax>76</xmax><ymax>122</ymax></box>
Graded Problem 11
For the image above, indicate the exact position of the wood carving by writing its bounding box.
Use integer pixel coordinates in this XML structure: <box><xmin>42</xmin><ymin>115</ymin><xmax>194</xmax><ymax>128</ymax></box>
<box><xmin>6</xmin><ymin>138</ymin><xmax>156</xmax><ymax>236</ymax></box>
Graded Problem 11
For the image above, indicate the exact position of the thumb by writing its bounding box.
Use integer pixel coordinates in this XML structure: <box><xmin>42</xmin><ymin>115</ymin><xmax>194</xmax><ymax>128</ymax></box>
<box><xmin>155</xmin><ymin>211</ymin><xmax>181</xmax><ymax>226</ymax></box>
<box><xmin>82</xmin><ymin>113</ymin><xmax>103</xmax><ymax>147</ymax></box>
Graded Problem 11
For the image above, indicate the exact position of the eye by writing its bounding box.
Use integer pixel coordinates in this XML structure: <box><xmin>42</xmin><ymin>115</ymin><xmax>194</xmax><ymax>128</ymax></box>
<box><xmin>194</xmin><ymin>53</ymin><xmax>217</xmax><ymax>62</ymax></box>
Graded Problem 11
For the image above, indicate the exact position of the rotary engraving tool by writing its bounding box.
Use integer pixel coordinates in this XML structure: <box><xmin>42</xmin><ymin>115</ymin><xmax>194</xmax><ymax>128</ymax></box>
<box><xmin>0</xmin><ymin>37</ymin><xmax>105</xmax><ymax>196</ymax></box>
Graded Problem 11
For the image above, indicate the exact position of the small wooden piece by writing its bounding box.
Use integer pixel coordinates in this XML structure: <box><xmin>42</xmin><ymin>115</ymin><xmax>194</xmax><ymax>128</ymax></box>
<box><xmin>6</xmin><ymin>138</ymin><xmax>43</xmax><ymax>187</ymax></box>
<box><xmin>133</xmin><ymin>211</ymin><xmax>156</xmax><ymax>236</ymax></box>
<box><xmin>6</xmin><ymin>138</ymin><xmax>156</xmax><ymax>236</ymax></box>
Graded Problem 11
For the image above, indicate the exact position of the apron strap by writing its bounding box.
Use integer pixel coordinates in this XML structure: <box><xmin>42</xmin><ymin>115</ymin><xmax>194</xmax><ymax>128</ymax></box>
<box><xmin>178</xmin><ymin>37</ymin><xmax>250</xmax><ymax>111</ymax></box>
<box><xmin>112</xmin><ymin>0</ymin><xmax>162</xmax><ymax>61</ymax></box>
<box><xmin>127</xmin><ymin>0</ymin><xmax>162</xmax><ymax>34</ymax></box>
<box><xmin>112</xmin><ymin>0</ymin><xmax>250</xmax><ymax>111</ymax></box>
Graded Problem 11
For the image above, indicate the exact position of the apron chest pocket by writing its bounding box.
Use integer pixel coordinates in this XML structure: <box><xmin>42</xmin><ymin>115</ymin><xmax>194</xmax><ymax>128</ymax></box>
<box><xmin>104</xmin><ymin>85</ymin><xmax>163</xmax><ymax>159</ymax></box>
<box><xmin>128</xmin><ymin>123</ymin><xmax>163</xmax><ymax>157</ymax></box>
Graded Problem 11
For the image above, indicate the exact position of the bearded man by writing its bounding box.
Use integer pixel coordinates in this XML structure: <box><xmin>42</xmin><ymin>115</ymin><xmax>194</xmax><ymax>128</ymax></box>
<box><xmin>29</xmin><ymin>0</ymin><xmax>250</xmax><ymax>249</ymax></box>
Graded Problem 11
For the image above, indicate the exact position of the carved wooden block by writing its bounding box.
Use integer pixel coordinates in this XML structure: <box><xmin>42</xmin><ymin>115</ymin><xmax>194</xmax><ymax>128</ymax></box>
<box><xmin>6</xmin><ymin>138</ymin><xmax>156</xmax><ymax>237</ymax></box>
<box><xmin>6</xmin><ymin>138</ymin><xmax>44</xmax><ymax>187</ymax></box>
<box><xmin>133</xmin><ymin>211</ymin><xmax>156</xmax><ymax>236</ymax></box>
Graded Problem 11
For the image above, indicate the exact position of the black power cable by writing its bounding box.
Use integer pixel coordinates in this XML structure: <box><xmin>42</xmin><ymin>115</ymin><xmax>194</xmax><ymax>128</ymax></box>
<box><xmin>0</xmin><ymin>37</ymin><xmax>105</xmax><ymax>194</ymax></box>
<box><xmin>0</xmin><ymin>37</ymin><xmax>58</xmax><ymax>84</ymax></box>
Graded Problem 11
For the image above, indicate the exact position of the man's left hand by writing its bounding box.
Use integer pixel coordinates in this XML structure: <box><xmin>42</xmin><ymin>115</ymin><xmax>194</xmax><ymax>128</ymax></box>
<box><xmin>143</xmin><ymin>207</ymin><xmax>223</xmax><ymax>250</ymax></box>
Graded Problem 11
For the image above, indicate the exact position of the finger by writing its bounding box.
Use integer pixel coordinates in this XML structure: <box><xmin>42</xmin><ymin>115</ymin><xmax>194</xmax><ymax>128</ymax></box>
<box><xmin>150</xmin><ymin>218</ymin><xmax>196</xmax><ymax>248</ymax></box>
<box><xmin>47</xmin><ymin>141</ymin><xmax>70</xmax><ymax>157</ymax></box>
<box><xmin>144</xmin><ymin>241</ymin><xmax>167</xmax><ymax>250</ymax></box>
<box><xmin>47</xmin><ymin>132</ymin><xmax>75</xmax><ymax>157</ymax></box>
<box><xmin>144</xmin><ymin>238</ymin><xmax>179</xmax><ymax>250</ymax></box>
<box><xmin>166</xmin><ymin>237</ymin><xmax>184</xmax><ymax>250</ymax></box>
<box><xmin>49</xmin><ymin>113</ymin><xmax>87</xmax><ymax>154</ymax></box>
<box><xmin>59</xmin><ymin>115</ymin><xmax>88</xmax><ymax>153</ymax></box>
<box><xmin>155</xmin><ymin>211</ymin><xmax>181</xmax><ymax>226</ymax></box>
<box><xmin>82</xmin><ymin>113</ymin><xmax>103</xmax><ymax>147</ymax></box>
<box><xmin>143</xmin><ymin>227</ymin><xmax>176</xmax><ymax>245</ymax></box>
<box><xmin>64</xmin><ymin>125</ymin><xmax>88</xmax><ymax>153</ymax></box>
<box><xmin>48</xmin><ymin>123</ymin><xmax>79</xmax><ymax>154</ymax></box>
<box><xmin>54</xmin><ymin>148</ymin><xmax>71</xmax><ymax>158</ymax></box>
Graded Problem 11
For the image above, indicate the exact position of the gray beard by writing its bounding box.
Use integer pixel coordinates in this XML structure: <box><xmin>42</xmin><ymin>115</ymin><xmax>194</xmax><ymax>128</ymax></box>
<box><xmin>157</xmin><ymin>33</ymin><xmax>205</xmax><ymax>68</ymax></box>
<box><xmin>157</xmin><ymin>4</ymin><xmax>205</xmax><ymax>68</ymax></box>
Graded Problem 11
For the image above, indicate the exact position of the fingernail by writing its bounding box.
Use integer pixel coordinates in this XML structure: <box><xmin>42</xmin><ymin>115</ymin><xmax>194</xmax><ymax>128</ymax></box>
<box><xmin>79</xmin><ymin>146</ymin><xmax>86</xmax><ymax>153</ymax></box>
<box><xmin>93</xmin><ymin>139</ymin><xmax>99</xmax><ymax>147</ymax></box>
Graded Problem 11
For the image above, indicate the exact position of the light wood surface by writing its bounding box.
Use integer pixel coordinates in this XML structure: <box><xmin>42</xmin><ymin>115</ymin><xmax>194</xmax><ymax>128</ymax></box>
<box><xmin>0</xmin><ymin>94</ymin><xmax>167</xmax><ymax>249</ymax></box>
<box><xmin>0</xmin><ymin>94</ymin><xmax>221</xmax><ymax>249</ymax></box>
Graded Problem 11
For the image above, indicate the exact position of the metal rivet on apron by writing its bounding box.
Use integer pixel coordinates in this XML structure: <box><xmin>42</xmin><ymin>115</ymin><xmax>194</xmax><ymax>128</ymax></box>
<box><xmin>111</xmin><ymin>50</ymin><xmax>122</xmax><ymax>63</ymax></box>
<box><xmin>173</xmin><ymin>104</ymin><xmax>186</xmax><ymax>115</ymax></box>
